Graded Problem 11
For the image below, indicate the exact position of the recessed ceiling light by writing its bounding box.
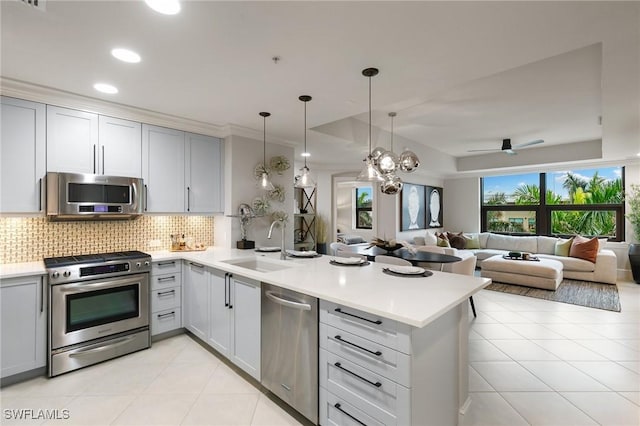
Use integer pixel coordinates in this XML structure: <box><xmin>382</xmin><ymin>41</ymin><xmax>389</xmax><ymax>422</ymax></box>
<box><xmin>93</xmin><ymin>83</ymin><xmax>118</xmax><ymax>94</ymax></box>
<box><xmin>111</xmin><ymin>48</ymin><xmax>141</xmax><ymax>63</ymax></box>
<box><xmin>301</xmin><ymin>152</ymin><xmax>311</xmax><ymax>157</ymax></box>
<box><xmin>145</xmin><ymin>0</ymin><xmax>180</xmax><ymax>15</ymax></box>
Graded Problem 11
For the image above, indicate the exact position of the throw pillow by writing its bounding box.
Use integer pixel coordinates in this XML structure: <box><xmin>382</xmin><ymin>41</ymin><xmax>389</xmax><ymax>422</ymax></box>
<box><xmin>450</xmin><ymin>235</ymin><xmax>467</xmax><ymax>250</ymax></box>
<box><xmin>424</xmin><ymin>231</ymin><xmax>437</xmax><ymax>245</ymax></box>
<box><xmin>569</xmin><ymin>235</ymin><xmax>599</xmax><ymax>263</ymax></box>
<box><xmin>413</xmin><ymin>236</ymin><xmax>426</xmax><ymax>246</ymax></box>
<box><xmin>554</xmin><ymin>237</ymin><xmax>573</xmax><ymax>257</ymax></box>
<box><xmin>464</xmin><ymin>234</ymin><xmax>481</xmax><ymax>249</ymax></box>
<box><xmin>436</xmin><ymin>232</ymin><xmax>451</xmax><ymax>248</ymax></box>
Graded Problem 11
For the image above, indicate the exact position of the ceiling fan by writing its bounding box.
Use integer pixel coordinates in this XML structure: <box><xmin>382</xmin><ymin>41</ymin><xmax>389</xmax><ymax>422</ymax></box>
<box><xmin>468</xmin><ymin>138</ymin><xmax>544</xmax><ymax>155</ymax></box>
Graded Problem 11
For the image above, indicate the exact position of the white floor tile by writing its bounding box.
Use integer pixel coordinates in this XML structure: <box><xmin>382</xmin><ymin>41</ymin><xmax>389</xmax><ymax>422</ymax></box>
<box><xmin>587</xmin><ymin>323</ymin><xmax>640</xmax><ymax>340</ymax></box>
<box><xmin>81</xmin><ymin>362</ymin><xmax>166</xmax><ymax>396</ymax></box>
<box><xmin>42</xmin><ymin>395</ymin><xmax>135</xmax><ymax>426</ymax></box>
<box><xmin>201</xmin><ymin>364</ymin><xmax>260</xmax><ymax>395</ymax></box>
<box><xmin>481</xmin><ymin>311</ymin><xmax>533</xmax><ymax>323</ymax></box>
<box><xmin>570</xmin><ymin>361</ymin><xmax>640</xmax><ymax>391</ymax></box>
<box><xmin>471</xmin><ymin>323</ymin><xmax>525</xmax><ymax>339</ymax></box>
<box><xmin>618</xmin><ymin>392</ymin><xmax>640</xmax><ymax>406</ymax></box>
<box><xmin>615</xmin><ymin>339</ymin><xmax>640</xmax><ymax>351</ymax></box>
<box><xmin>251</xmin><ymin>394</ymin><xmax>303</xmax><ymax>426</ymax></box>
<box><xmin>501</xmin><ymin>392</ymin><xmax>598</xmax><ymax>425</ymax></box>
<box><xmin>517</xmin><ymin>311</ymin><xmax>569</xmax><ymax>323</ymax></box>
<box><xmin>468</xmin><ymin>366</ymin><xmax>494</xmax><ymax>392</ymax></box>
<box><xmin>468</xmin><ymin>330</ymin><xmax>484</xmax><ymax>340</ymax></box>
<box><xmin>471</xmin><ymin>361</ymin><xmax>551</xmax><ymax>391</ymax></box>
<box><xmin>503</xmin><ymin>323</ymin><xmax>566</xmax><ymax>339</ymax></box>
<box><xmin>170</xmin><ymin>342</ymin><xmax>222</xmax><ymax>366</ymax></box>
<box><xmin>561</xmin><ymin>392</ymin><xmax>640</xmax><ymax>426</ymax></box>
<box><xmin>618</xmin><ymin>361</ymin><xmax>640</xmax><ymax>374</ymax></box>
<box><xmin>181</xmin><ymin>393</ymin><xmax>259</xmax><ymax>426</ymax></box>
<box><xmin>490</xmin><ymin>340</ymin><xmax>560</xmax><ymax>361</ymax></box>
<box><xmin>461</xmin><ymin>392</ymin><xmax>529</xmax><ymax>426</ymax></box>
<box><xmin>530</xmin><ymin>340</ymin><xmax>608</xmax><ymax>361</ymax></box>
<box><xmin>542</xmin><ymin>323</ymin><xmax>609</xmax><ymax>339</ymax></box>
<box><xmin>574</xmin><ymin>339</ymin><xmax>640</xmax><ymax>361</ymax></box>
<box><xmin>111</xmin><ymin>393</ymin><xmax>197</xmax><ymax>425</ymax></box>
<box><xmin>519</xmin><ymin>361</ymin><xmax>609</xmax><ymax>391</ymax></box>
<box><xmin>143</xmin><ymin>362</ymin><xmax>216</xmax><ymax>395</ymax></box>
<box><xmin>468</xmin><ymin>339</ymin><xmax>511</xmax><ymax>362</ymax></box>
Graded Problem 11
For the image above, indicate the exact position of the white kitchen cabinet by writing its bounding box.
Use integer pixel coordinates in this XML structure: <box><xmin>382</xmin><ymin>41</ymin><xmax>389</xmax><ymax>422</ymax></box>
<box><xmin>141</xmin><ymin>124</ymin><xmax>185</xmax><ymax>212</ymax></box>
<box><xmin>0</xmin><ymin>97</ymin><xmax>46</xmax><ymax>213</ymax></box>
<box><xmin>98</xmin><ymin>115</ymin><xmax>142</xmax><ymax>177</ymax></box>
<box><xmin>1</xmin><ymin>275</ymin><xmax>47</xmax><ymax>379</ymax></box>
<box><xmin>47</xmin><ymin>106</ymin><xmax>142</xmax><ymax>177</ymax></box>
<box><xmin>150</xmin><ymin>260</ymin><xmax>182</xmax><ymax>337</ymax></box>
<box><xmin>206</xmin><ymin>270</ymin><xmax>261</xmax><ymax>380</ymax></box>
<box><xmin>182</xmin><ymin>261</ymin><xmax>208</xmax><ymax>341</ymax></box>
<box><xmin>46</xmin><ymin>105</ymin><xmax>99</xmax><ymax>174</ymax></box>
<box><xmin>185</xmin><ymin>132</ymin><xmax>223</xmax><ymax>213</ymax></box>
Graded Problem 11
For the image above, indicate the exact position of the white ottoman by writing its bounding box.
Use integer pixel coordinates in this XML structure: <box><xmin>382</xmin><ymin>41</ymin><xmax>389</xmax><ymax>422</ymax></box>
<box><xmin>481</xmin><ymin>255</ymin><xmax>563</xmax><ymax>290</ymax></box>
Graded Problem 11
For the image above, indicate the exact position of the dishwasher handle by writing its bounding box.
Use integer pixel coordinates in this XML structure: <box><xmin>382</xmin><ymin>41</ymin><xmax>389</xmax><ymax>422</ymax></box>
<box><xmin>265</xmin><ymin>290</ymin><xmax>312</xmax><ymax>311</ymax></box>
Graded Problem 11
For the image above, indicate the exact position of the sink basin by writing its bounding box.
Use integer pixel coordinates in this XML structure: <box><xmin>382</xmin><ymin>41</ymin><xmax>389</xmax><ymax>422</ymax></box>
<box><xmin>221</xmin><ymin>257</ymin><xmax>293</xmax><ymax>273</ymax></box>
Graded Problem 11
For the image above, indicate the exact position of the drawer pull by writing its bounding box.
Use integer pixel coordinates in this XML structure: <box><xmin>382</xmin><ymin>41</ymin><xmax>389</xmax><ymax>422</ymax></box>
<box><xmin>334</xmin><ymin>403</ymin><xmax>367</xmax><ymax>426</ymax></box>
<box><xmin>157</xmin><ymin>311</ymin><xmax>175</xmax><ymax>319</ymax></box>
<box><xmin>334</xmin><ymin>335</ymin><xmax>382</xmax><ymax>357</ymax></box>
<box><xmin>190</xmin><ymin>262</ymin><xmax>204</xmax><ymax>269</ymax></box>
<box><xmin>334</xmin><ymin>308</ymin><xmax>382</xmax><ymax>325</ymax></box>
<box><xmin>334</xmin><ymin>362</ymin><xmax>382</xmax><ymax>388</ymax></box>
<box><xmin>157</xmin><ymin>289</ymin><xmax>176</xmax><ymax>297</ymax></box>
<box><xmin>157</xmin><ymin>276</ymin><xmax>176</xmax><ymax>282</ymax></box>
<box><xmin>156</xmin><ymin>261</ymin><xmax>176</xmax><ymax>267</ymax></box>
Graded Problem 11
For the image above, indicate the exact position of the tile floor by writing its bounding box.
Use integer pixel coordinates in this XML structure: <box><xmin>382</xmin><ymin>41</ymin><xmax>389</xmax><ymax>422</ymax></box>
<box><xmin>1</xmin><ymin>279</ymin><xmax>638</xmax><ymax>425</ymax></box>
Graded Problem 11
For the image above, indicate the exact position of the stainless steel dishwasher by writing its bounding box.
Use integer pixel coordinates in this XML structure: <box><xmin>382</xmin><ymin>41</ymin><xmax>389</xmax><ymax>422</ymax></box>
<box><xmin>261</xmin><ymin>283</ymin><xmax>318</xmax><ymax>424</ymax></box>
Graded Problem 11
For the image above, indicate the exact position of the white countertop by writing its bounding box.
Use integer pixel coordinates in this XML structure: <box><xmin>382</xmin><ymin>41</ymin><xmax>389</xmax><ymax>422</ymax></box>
<box><xmin>1</xmin><ymin>247</ymin><xmax>490</xmax><ymax>328</ymax></box>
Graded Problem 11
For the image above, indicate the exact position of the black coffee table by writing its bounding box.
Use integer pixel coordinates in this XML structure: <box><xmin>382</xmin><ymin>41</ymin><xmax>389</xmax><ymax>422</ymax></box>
<box><xmin>353</xmin><ymin>246</ymin><xmax>461</xmax><ymax>266</ymax></box>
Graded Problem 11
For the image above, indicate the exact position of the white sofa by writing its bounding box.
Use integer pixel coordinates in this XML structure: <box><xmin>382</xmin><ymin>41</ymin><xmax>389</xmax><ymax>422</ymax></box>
<box><xmin>466</xmin><ymin>233</ymin><xmax>617</xmax><ymax>285</ymax></box>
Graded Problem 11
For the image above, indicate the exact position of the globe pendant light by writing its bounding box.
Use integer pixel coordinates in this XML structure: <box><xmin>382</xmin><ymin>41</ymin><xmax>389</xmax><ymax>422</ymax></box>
<box><xmin>295</xmin><ymin>95</ymin><xmax>316</xmax><ymax>188</ymax></box>
<box><xmin>259</xmin><ymin>112</ymin><xmax>275</xmax><ymax>191</ymax></box>
<box><xmin>356</xmin><ymin>67</ymin><xmax>384</xmax><ymax>182</ymax></box>
<box><xmin>380</xmin><ymin>112</ymin><xmax>403</xmax><ymax>195</ymax></box>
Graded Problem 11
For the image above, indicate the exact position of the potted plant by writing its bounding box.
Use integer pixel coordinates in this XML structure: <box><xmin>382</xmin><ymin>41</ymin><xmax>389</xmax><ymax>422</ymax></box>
<box><xmin>315</xmin><ymin>214</ymin><xmax>328</xmax><ymax>254</ymax></box>
<box><xmin>626</xmin><ymin>183</ymin><xmax>640</xmax><ymax>283</ymax></box>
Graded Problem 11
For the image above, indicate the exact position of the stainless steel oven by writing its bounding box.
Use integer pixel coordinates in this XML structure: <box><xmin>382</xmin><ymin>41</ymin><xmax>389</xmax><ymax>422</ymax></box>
<box><xmin>45</xmin><ymin>251</ymin><xmax>151</xmax><ymax>377</ymax></box>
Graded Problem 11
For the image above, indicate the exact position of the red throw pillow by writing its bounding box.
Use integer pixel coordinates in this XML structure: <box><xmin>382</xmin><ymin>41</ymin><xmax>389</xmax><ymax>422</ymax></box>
<box><xmin>569</xmin><ymin>235</ymin><xmax>599</xmax><ymax>263</ymax></box>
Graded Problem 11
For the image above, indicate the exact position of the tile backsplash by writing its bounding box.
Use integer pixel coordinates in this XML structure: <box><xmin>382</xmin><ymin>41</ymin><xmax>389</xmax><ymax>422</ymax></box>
<box><xmin>0</xmin><ymin>216</ymin><xmax>214</xmax><ymax>264</ymax></box>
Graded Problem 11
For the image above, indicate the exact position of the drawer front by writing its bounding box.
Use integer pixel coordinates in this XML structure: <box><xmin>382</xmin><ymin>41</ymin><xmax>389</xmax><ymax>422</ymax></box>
<box><xmin>151</xmin><ymin>285</ymin><xmax>181</xmax><ymax>313</ymax></box>
<box><xmin>320</xmin><ymin>349</ymin><xmax>410</xmax><ymax>425</ymax></box>
<box><xmin>320</xmin><ymin>387</ymin><xmax>385</xmax><ymax>426</ymax></box>
<box><xmin>320</xmin><ymin>300</ymin><xmax>411</xmax><ymax>354</ymax></box>
<box><xmin>151</xmin><ymin>272</ymin><xmax>182</xmax><ymax>290</ymax></box>
<box><xmin>320</xmin><ymin>324</ymin><xmax>410</xmax><ymax>388</ymax></box>
<box><xmin>151</xmin><ymin>307</ymin><xmax>182</xmax><ymax>336</ymax></box>
<box><xmin>151</xmin><ymin>259</ymin><xmax>181</xmax><ymax>275</ymax></box>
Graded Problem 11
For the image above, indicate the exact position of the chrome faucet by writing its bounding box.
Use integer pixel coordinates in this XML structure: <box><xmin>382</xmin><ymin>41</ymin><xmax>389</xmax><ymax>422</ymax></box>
<box><xmin>268</xmin><ymin>219</ymin><xmax>286</xmax><ymax>260</ymax></box>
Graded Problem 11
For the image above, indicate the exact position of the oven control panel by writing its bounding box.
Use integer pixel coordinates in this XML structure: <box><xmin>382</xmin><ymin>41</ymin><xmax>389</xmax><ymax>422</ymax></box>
<box><xmin>48</xmin><ymin>258</ymin><xmax>151</xmax><ymax>285</ymax></box>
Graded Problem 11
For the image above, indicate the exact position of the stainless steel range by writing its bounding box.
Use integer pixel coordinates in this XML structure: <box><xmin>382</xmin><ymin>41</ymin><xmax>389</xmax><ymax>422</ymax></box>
<box><xmin>44</xmin><ymin>251</ymin><xmax>151</xmax><ymax>377</ymax></box>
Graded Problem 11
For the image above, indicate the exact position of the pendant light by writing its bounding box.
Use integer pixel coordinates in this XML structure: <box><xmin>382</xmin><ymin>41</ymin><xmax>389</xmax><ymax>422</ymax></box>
<box><xmin>380</xmin><ymin>112</ymin><xmax>403</xmax><ymax>195</ymax></box>
<box><xmin>295</xmin><ymin>95</ymin><xmax>316</xmax><ymax>188</ymax></box>
<box><xmin>356</xmin><ymin>67</ymin><xmax>384</xmax><ymax>182</ymax></box>
<box><xmin>259</xmin><ymin>112</ymin><xmax>275</xmax><ymax>191</ymax></box>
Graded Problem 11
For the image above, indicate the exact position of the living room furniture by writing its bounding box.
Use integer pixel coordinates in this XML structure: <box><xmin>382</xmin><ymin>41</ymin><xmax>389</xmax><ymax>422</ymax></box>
<box><xmin>480</xmin><ymin>255</ymin><xmax>564</xmax><ymax>290</ymax></box>
<box><xmin>374</xmin><ymin>255</ymin><xmax>413</xmax><ymax>266</ymax></box>
<box><xmin>354</xmin><ymin>246</ymin><xmax>461</xmax><ymax>265</ymax></box>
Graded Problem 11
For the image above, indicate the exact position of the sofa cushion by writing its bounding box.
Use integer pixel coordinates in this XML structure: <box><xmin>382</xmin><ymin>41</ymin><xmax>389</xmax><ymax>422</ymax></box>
<box><xmin>341</xmin><ymin>234</ymin><xmax>366</xmax><ymax>244</ymax></box>
<box><xmin>472</xmin><ymin>249</ymin><xmax>509</xmax><ymax>261</ymax></box>
<box><xmin>486</xmin><ymin>233</ymin><xmax>538</xmax><ymax>253</ymax></box>
<box><xmin>554</xmin><ymin>237</ymin><xmax>574</xmax><ymax>257</ymax></box>
<box><xmin>424</xmin><ymin>231</ymin><xmax>437</xmax><ymax>245</ymax></box>
<box><xmin>478</xmin><ymin>232</ymin><xmax>490</xmax><ymax>248</ymax></box>
<box><xmin>464</xmin><ymin>234</ymin><xmax>481</xmax><ymax>249</ymax></box>
<box><xmin>538</xmin><ymin>254</ymin><xmax>596</xmax><ymax>272</ymax></box>
<box><xmin>569</xmin><ymin>235</ymin><xmax>599</xmax><ymax>263</ymax></box>
<box><xmin>447</xmin><ymin>232</ymin><xmax>467</xmax><ymax>249</ymax></box>
<box><xmin>537</xmin><ymin>236</ymin><xmax>559</xmax><ymax>255</ymax></box>
<box><xmin>413</xmin><ymin>236</ymin><xmax>426</xmax><ymax>246</ymax></box>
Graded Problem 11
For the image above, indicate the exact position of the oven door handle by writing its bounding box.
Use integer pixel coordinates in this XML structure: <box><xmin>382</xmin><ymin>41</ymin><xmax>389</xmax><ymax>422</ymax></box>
<box><xmin>57</xmin><ymin>275</ymin><xmax>146</xmax><ymax>292</ymax></box>
<box><xmin>68</xmin><ymin>335</ymin><xmax>136</xmax><ymax>357</ymax></box>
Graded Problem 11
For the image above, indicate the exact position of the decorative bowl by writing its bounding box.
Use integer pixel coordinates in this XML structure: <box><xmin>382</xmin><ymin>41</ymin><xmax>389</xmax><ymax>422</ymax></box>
<box><xmin>374</xmin><ymin>243</ymin><xmax>403</xmax><ymax>253</ymax></box>
<box><xmin>508</xmin><ymin>251</ymin><xmax>522</xmax><ymax>259</ymax></box>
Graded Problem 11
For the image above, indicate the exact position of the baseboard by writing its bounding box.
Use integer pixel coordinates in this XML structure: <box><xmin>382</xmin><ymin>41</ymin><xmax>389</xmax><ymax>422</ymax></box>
<box><xmin>618</xmin><ymin>268</ymin><xmax>633</xmax><ymax>282</ymax></box>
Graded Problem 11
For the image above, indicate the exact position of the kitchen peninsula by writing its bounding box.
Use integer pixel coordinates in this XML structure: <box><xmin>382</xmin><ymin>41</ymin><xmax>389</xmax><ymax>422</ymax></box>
<box><xmin>1</xmin><ymin>247</ymin><xmax>490</xmax><ymax>425</ymax></box>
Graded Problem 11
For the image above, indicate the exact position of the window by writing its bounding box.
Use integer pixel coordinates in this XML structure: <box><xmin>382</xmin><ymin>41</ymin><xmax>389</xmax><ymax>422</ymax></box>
<box><xmin>355</xmin><ymin>187</ymin><xmax>373</xmax><ymax>229</ymax></box>
<box><xmin>481</xmin><ymin>167</ymin><xmax>624</xmax><ymax>240</ymax></box>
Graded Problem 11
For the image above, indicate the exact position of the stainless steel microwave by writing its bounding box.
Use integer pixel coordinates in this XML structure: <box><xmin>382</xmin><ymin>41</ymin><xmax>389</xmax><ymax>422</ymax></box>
<box><xmin>46</xmin><ymin>172</ymin><xmax>143</xmax><ymax>220</ymax></box>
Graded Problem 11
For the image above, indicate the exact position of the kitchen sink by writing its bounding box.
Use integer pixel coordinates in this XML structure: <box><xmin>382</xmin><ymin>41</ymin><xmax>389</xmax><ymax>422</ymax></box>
<box><xmin>221</xmin><ymin>257</ymin><xmax>294</xmax><ymax>273</ymax></box>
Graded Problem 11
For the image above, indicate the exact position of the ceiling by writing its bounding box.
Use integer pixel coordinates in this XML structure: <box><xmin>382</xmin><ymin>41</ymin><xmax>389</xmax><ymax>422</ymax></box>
<box><xmin>2</xmin><ymin>1</ymin><xmax>638</xmax><ymax>174</ymax></box>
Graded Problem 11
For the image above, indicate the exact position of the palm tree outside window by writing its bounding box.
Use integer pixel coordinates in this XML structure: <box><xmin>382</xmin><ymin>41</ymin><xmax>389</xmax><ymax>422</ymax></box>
<box><xmin>355</xmin><ymin>187</ymin><xmax>373</xmax><ymax>229</ymax></box>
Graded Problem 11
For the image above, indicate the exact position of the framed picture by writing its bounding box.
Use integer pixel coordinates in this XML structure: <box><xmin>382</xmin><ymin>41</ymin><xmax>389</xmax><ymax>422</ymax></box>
<box><xmin>426</xmin><ymin>186</ymin><xmax>443</xmax><ymax>228</ymax></box>
<box><xmin>400</xmin><ymin>183</ymin><xmax>426</xmax><ymax>231</ymax></box>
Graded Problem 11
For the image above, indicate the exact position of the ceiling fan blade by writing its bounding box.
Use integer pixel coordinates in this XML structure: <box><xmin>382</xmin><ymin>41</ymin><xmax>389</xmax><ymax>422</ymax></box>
<box><xmin>513</xmin><ymin>139</ymin><xmax>544</xmax><ymax>149</ymax></box>
<box><xmin>467</xmin><ymin>148</ymin><xmax>500</xmax><ymax>152</ymax></box>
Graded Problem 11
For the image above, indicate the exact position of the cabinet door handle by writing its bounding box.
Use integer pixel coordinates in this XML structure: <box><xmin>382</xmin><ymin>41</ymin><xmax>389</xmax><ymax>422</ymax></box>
<box><xmin>224</xmin><ymin>273</ymin><xmax>229</xmax><ymax>307</ymax></box>
<box><xmin>40</xmin><ymin>277</ymin><xmax>44</xmax><ymax>313</ymax></box>
<box><xmin>156</xmin><ymin>261</ymin><xmax>175</xmax><ymax>267</ymax></box>
<box><xmin>144</xmin><ymin>184</ymin><xmax>148</xmax><ymax>211</ymax></box>
<box><xmin>187</xmin><ymin>186</ymin><xmax>190</xmax><ymax>212</ymax></box>
<box><xmin>334</xmin><ymin>403</ymin><xmax>367</xmax><ymax>426</ymax></box>
<box><xmin>189</xmin><ymin>262</ymin><xmax>204</xmax><ymax>269</ymax></box>
<box><xmin>93</xmin><ymin>144</ymin><xmax>97</xmax><ymax>173</ymax></box>
<box><xmin>157</xmin><ymin>311</ymin><xmax>176</xmax><ymax>319</ymax></box>
<box><xmin>334</xmin><ymin>335</ymin><xmax>382</xmax><ymax>357</ymax></box>
<box><xmin>157</xmin><ymin>289</ymin><xmax>176</xmax><ymax>297</ymax></box>
<box><xmin>228</xmin><ymin>273</ymin><xmax>233</xmax><ymax>309</ymax></box>
<box><xmin>38</xmin><ymin>178</ymin><xmax>42</xmax><ymax>211</ymax></box>
<box><xmin>334</xmin><ymin>362</ymin><xmax>382</xmax><ymax>388</ymax></box>
<box><xmin>101</xmin><ymin>145</ymin><xmax>105</xmax><ymax>174</ymax></box>
<box><xmin>334</xmin><ymin>307</ymin><xmax>382</xmax><ymax>325</ymax></box>
<box><xmin>156</xmin><ymin>276</ymin><xmax>176</xmax><ymax>282</ymax></box>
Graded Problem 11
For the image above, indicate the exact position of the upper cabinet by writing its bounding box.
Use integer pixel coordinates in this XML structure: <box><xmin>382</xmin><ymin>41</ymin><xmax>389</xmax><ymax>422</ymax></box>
<box><xmin>47</xmin><ymin>106</ymin><xmax>142</xmax><ymax>177</ymax></box>
<box><xmin>185</xmin><ymin>133</ymin><xmax>223</xmax><ymax>213</ymax></box>
<box><xmin>0</xmin><ymin>97</ymin><xmax>46</xmax><ymax>213</ymax></box>
<box><xmin>142</xmin><ymin>124</ymin><xmax>185</xmax><ymax>213</ymax></box>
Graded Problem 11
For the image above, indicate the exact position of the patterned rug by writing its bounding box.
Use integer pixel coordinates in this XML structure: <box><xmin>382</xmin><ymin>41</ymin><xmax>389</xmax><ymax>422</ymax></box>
<box><xmin>485</xmin><ymin>279</ymin><xmax>621</xmax><ymax>312</ymax></box>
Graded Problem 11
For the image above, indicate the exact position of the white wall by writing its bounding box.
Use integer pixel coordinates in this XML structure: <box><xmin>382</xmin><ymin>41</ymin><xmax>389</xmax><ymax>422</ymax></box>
<box><xmin>443</xmin><ymin>177</ymin><xmax>481</xmax><ymax>233</ymax></box>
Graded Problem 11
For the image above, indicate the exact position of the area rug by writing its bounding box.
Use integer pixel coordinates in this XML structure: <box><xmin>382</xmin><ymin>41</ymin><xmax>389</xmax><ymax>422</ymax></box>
<box><xmin>485</xmin><ymin>279</ymin><xmax>621</xmax><ymax>312</ymax></box>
